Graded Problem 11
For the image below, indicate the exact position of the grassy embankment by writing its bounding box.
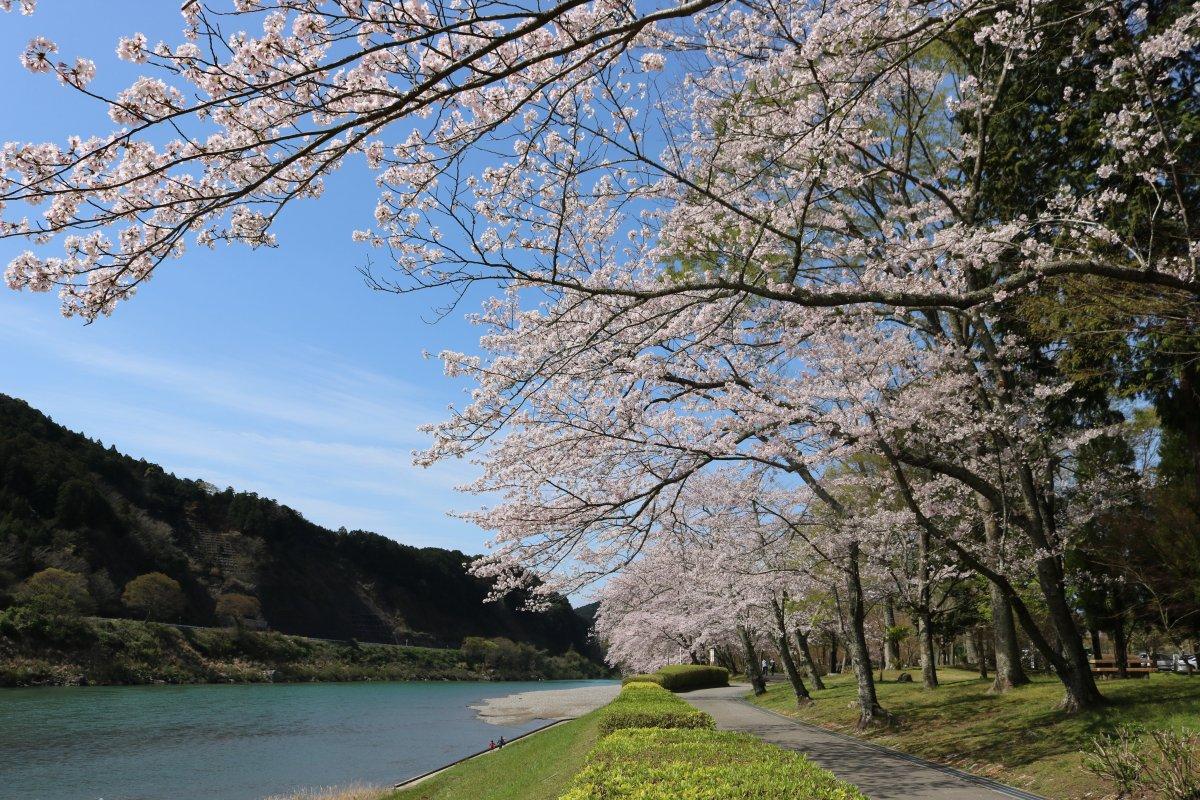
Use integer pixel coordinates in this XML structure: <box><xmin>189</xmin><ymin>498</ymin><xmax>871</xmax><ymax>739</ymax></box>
<box><xmin>392</xmin><ymin>711</ymin><xmax>606</xmax><ymax>800</ymax></box>
<box><xmin>389</xmin><ymin>668</ymin><xmax>863</xmax><ymax>800</ymax></box>
<box><xmin>750</xmin><ymin>667</ymin><xmax>1200</xmax><ymax>799</ymax></box>
<box><xmin>0</xmin><ymin>614</ymin><xmax>604</xmax><ymax>686</ymax></box>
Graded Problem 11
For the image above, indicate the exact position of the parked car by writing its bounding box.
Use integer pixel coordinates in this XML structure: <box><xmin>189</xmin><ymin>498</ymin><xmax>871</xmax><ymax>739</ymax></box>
<box><xmin>1137</xmin><ymin>652</ymin><xmax>1197</xmax><ymax>673</ymax></box>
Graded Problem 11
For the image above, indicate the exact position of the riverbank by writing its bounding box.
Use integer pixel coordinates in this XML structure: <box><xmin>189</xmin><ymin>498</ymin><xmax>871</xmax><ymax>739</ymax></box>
<box><xmin>470</xmin><ymin>683</ymin><xmax>620</xmax><ymax>724</ymax></box>
<box><xmin>0</xmin><ymin>614</ymin><xmax>607</xmax><ymax>687</ymax></box>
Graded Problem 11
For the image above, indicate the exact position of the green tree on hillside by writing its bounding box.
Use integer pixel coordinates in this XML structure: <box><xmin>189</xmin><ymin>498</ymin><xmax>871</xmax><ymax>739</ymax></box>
<box><xmin>121</xmin><ymin>572</ymin><xmax>185</xmax><ymax>621</ymax></box>
<box><xmin>215</xmin><ymin>593</ymin><xmax>262</xmax><ymax>628</ymax></box>
<box><xmin>14</xmin><ymin>568</ymin><xmax>93</xmax><ymax>616</ymax></box>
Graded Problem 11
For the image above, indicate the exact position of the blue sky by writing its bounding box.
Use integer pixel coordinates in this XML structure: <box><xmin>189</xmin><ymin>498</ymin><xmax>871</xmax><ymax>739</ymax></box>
<box><xmin>0</xmin><ymin>4</ymin><xmax>493</xmax><ymax>552</ymax></box>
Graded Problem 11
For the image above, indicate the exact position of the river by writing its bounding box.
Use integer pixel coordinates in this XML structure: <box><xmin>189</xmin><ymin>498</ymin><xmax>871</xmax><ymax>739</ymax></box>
<box><xmin>0</xmin><ymin>679</ymin><xmax>615</xmax><ymax>800</ymax></box>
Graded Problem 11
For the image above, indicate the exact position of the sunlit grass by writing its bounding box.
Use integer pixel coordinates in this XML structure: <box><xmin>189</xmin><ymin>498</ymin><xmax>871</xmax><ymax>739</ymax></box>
<box><xmin>388</xmin><ymin>710</ymin><xmax>604</xmax><ymax>800</ymax></box>
<box><xmin>750</xmin><ymin>667</ymin><xmax>1200</xmax><ymax>799</ymax></box>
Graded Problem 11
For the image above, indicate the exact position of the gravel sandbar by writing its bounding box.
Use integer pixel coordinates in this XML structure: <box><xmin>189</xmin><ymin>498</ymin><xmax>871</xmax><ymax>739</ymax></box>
<box><xmin>471</xmin><ymin>684</ymin><xmax>620</xmax><ymax>725</ymax></box>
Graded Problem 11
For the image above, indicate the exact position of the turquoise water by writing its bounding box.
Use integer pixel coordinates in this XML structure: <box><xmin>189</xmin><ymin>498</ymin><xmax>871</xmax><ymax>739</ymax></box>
<box><xmin>0</xmin><ymin>680</ymin><xmax>614</xmax><ymax>800</ymax></box>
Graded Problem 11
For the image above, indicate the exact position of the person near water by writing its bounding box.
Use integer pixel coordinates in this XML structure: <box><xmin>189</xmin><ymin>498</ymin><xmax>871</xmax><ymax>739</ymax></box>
<box><xmin>488</xmin><ymin>740</ymin><xmax>496</xmax><ymax>750</ymax></box>
<box><xmin>497</xmin><ymin>736</ymin><xmax>506</xmax><ymax>748</ymax></box>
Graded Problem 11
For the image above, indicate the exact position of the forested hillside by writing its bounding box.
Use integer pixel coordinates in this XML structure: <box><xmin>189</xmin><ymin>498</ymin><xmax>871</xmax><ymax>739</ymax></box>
<box><xmin>0</xmin><ymin>394</ymin><xmax>594</xmax><ymax>653</ymax></box>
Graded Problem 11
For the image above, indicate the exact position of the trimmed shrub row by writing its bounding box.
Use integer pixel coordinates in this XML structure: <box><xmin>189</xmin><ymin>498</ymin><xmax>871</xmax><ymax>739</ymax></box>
<box><xmin>560</xmin><ymin>727</ymin><xmax>868</xmax><ymax>800</ymax></box>
<box><xmin>620</xmin><ymin>663</ymin><xmax>729</xmax><ymax>691</ymax></box>
<box><xmin>597</xmin><ymin>680</ymin><xmax>715</xmax><ymax>736</ymax></box>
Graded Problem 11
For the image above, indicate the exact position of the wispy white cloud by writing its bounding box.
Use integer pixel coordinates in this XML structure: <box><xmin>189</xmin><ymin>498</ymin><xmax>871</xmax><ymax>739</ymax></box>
<box><xmin>0</xmin><ymin>302</ymin><xmax>485</xmax><ymax>550</ymax></box>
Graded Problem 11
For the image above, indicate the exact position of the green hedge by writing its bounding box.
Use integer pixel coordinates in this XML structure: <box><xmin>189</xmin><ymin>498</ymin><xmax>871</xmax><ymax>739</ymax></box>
<box><xmin>621</xmin><ymin>672</ymin><xmax>663</xmax><ymax>686</ymax></box>
<box><xmin>597</xmin><ymin>681</ymin><xmax>715</xmax><ymax>736</ymax></box>
<box><xmin>559</xmin><ymin>728</ymin><xmax>867</xmax><ymax>800</ymax></box>
<box><xmin>620</xmin><ymin>664</ymin><xmax>729</xmax><ymax>691</ymax></box>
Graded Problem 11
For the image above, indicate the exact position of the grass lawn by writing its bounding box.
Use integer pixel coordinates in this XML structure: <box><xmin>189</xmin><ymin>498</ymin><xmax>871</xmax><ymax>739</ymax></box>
<box><xmin>388</xmin><ymin>710</ymin><xmax>603</xmax><ymax>800</ymax></box>
<box><xmin>749</xmin><ymin>668</ymin><xmax>1200</xmax><ymax>799</ymax></box>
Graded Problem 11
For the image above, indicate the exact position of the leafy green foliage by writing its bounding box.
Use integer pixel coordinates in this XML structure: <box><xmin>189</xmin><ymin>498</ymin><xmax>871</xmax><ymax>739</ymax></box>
<box><xmin>121</xmin><ymin>572</ymin><xmax>185</xmax><ymax>621</ymax></box>
<box><xmin>596</xmin><ymin>681</ymin><xmax>714</xmax><ymax>736</ymax></box>
<box><xmin>458</xmin><ymin>635</ymin><xmax>607</xmax><ymax>679</ymax></box>
<box><xmin>12</xmin><ymin>567</ymin><xmax>93</xmax><ymax>616</ymax></box>
<box><xmin>620</xmin><ymin>664</ymin><xmax>729</xmax><ymax>691</ymax></box>
<box><xmin>0</xmin><ymin>602</ymin><xmax>93</xmax><ymax>647</ymax></box>
<box><xmin>560</xmin><ymin>728</ymin><xmax>867</xmax><ymax>800</ymax></box>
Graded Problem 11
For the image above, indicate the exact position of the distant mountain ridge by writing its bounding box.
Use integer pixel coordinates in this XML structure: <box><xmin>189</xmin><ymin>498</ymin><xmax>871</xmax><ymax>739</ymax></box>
<box><xmin>0</xmin><ymin>394</ymin><xmax>594</xmax><ymax>654</ymax></box>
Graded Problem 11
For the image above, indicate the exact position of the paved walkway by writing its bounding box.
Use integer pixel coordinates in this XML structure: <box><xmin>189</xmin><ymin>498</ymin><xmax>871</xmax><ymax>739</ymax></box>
<box><xmin>681</xmin><ymin>686</ymin><xmax>1041</xmax><ymax>800</ymax></box>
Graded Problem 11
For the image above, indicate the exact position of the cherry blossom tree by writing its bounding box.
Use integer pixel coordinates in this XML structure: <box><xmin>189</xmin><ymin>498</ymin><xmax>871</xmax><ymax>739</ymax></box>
<box><xmin>4</xmin><ymin>0</ymin><xmax>1195</xmax><ymax>717</ymax></box>
<box><xmin>1</xmin><ymin>1</ymin><xmax>1197</xmax><ymax>318</ymax></box>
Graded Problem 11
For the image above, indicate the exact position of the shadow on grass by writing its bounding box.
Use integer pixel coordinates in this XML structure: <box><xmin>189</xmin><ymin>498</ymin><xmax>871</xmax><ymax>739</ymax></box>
<box><xmin>752</xmin><ymin>670</ymin><xmax>1200</xmax><ymax>790</ymax></box>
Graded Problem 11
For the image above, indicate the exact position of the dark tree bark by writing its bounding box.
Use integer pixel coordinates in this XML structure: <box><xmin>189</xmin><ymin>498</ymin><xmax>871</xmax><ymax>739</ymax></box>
<box><xmin>793</xmin><ymin>628</ymin><xmax>826</xmax><ymax>690</ymax></box>
<box><xmin>1108</xmin><ymin>594</ymin><xmax>1128</xmax><ymax>681</ymax></box>
<box><xmin>828</xmin><ymin>630</ymin><xmax>839</xmax><ymax>674</ymax></box>
<box><xmin>1089</xmin><ymin>628</ymin><xmax>1103</xmax><ymax>659</ymax></box>
<box><xmin>1033</xmin><ymin>554</ymin><xmax>1105</xmax><ymax>711</ymax></box>
<box><xmin>739</xmin><ymin>625</ymin><xmax>766</xmax><ymax>695</ymax></box>
<box><xmin>714</xmin><ymin>645</ymin><xmax>738</xmax><ymax>674</ymax></box>
<box><xmin>979</xmin><ymin>497</ymin><xmax>1030</xmax><ymax>692</ymax></box>
<box><xmin>777</xmin><ymin>632</ymin><xmax>812</xmax><ymax>704</ymax></box>
<box><xmin>988</xmin><ymin>591</ymin><xmax>1030</xmax><ymax>692</ymax></box>
<box><xmin>846</xmin><ymin>542</ymin><xmax>890</xmax><ymax>727</ymax></box>
<box><xmin>976</xmin><ymin>628</ymin><xmax>989</xmax><ymax>679</ymax></box>
<box><xmin>1112</xmin><ymin>622</ymin><xmax>1129</xmax><ymax>679</ymax></box>
<box><xmin>771</xmin><ymin>599</ymin><xmax>812</xmax><ymax>705</ymax></box>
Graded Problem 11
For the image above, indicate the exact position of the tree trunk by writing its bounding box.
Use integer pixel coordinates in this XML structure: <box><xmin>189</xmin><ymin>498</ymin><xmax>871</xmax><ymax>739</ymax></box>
<box><xmin>883</xmin><ymin>439</ymin><xmax>1102</xmax><ymax>710</ymax></box>
<box><xmin>1033</xmin><ymin>554</ymin><xmax>1105</xmax><ymax>711</ymax></box>
<box><xmin>916</xmin><ymin>525</ymin><xmax>939</xmax><ymax>689</ymax></box>
<box><xmin>1089</xmin><ymin>628</ymin><xmax>1103</xmax><ymax>660</ymax></box>
<box><xmin>1112</xmin><ymin>622</ymin><xmax>1129</xmax><ymax>679</ymax></box>
<box><xmin>828</xmin><ymin>631</ymin><xmax>839</xmax><ymax>674</ymax></box>
<box><xmin>771</xmin><ymin>599</ymin><xmax>811</xmax><ymax>704</ymax></box>
<box><xmin>846</xmin><ymin>542</ymin><xmax>890</xmax><ymax>727</ymax></box>
<box><xmin>884</xmin><ymin>599</ymin><xmax>900</xmax><ymax>671</ymax></box>
<box><xmin>979</xmin><ymin>497</ymin><xmax>1030</xmax><ymax>692</ymax></box>
<box><xmin>976</xmin><ymin>628</ymin><xmax>989</xmax><ymax>679</ymax></box>
<box><xmin>794</xmin><ymin>628</ymin><xmax>826</xmax><ymax>690</ymax></box>
<box><xmin>714</xmin><ymin>645</ymin><xmax>738</xmax><ymax>674</ymax></box>
<box><xmin>739</xmin><ymin>625</ymin><xmax>766</xmax><ymax>695</ymax></box>
<box><xmin>777</xmin><ymin>633</ymin><xmax>812</xmax><ymax>705</ymax></box>
<box><xmin>964</xmin><ymin>631</ymin><xmax>980</xmax><ymax>666</ymax></box>
<box><xmin>989</xmin><ymin>591</ymin><xmax>1030</xmax><ymax>692</ymax></box>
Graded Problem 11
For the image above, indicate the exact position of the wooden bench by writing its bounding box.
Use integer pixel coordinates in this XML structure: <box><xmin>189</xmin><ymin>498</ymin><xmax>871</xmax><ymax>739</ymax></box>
<box><xmin>1089</xmin><ymin>658</ymin><xmax>1153</xmax><ymax>679</ymax></box>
